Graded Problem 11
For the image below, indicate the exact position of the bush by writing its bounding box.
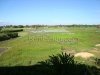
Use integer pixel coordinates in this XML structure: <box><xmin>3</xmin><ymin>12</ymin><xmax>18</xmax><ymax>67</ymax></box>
<box><xmin>0</xmin><ymin>33</ymin><xmax>10</xmax><ymax>41</ymax></box>
<box><xmin>6</xmin><ymin>32</ymin><xmax>18</xmax><ymax>38</ymax></box>
<box><xmin>38</xmin><ymin>53</ymin><xmax>75</xmax><ymax>65</ymax></box>
<box><xmin>0</xmin><ymin>28</ymin><xmax>20</xmax><ymax>41</ymax></box>
<box><xmin>95</xmin><ymin>58</ymin><xmax>100</xmax><ymax>66</ymax></box>
<box><xmin>1</xmin><ymin>29</ymin><xmax>23</xmax><ymax>33</ymax></box>
<box><xmin>37</xmin><ymin>53</ymin><xmax>100</xmax><ymax>75</ymax></box>
<box><xmin>0</xmin><ymin>32</ymin><xmax>18</xmax><ymax>41</ymax></box>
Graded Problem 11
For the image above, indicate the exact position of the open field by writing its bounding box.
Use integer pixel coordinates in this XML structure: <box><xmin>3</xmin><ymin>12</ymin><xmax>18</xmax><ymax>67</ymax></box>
<box><xmin>0</xmin><ymin>27</ymin><xmax>100</xmax><ymax>66</ymax></box>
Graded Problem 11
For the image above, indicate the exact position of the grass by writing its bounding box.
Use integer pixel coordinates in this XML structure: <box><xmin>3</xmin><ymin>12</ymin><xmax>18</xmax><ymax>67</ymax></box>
<box><xmin>0</xmin><ymin>27</ymin><xmax>100</xmax><ymax>66</ymax></box>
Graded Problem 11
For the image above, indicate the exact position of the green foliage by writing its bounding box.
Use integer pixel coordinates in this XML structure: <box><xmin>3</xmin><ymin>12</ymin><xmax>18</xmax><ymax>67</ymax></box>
<box><xmin>39</xmin><ymin>53</ymin><xmax>75</xmax><ymax>65</ymax></box>
<box><xmin>95</xmin><ymin>58</ymin><xmax>100</xmax><ymax>66</ymax></box>
<box><xmin>6</xmin><ymin>32</ymin><xmax>18</xmax><ymax>38</ymax></box>
<box><xmin>0</xmin><ymin>28</ymin><xmax>22</xmax><ymax>41</ymax></box>
<box><xmin>12</xmin><ymin>25</ymin><xmax>24</xmax><ymax>28</ymax></box>
<box><xmin>0</xmin><ymin>32</ymin><xmax>18</xmax><ymax>41</ymax></box>
<box><xmin>1</xmin><ymin>29</ymin><xmax>23</xmax><ymax>33</ymax></box>
<box><xmin>4</xmin><ymin>25</ymin><xmax>24</xmax><ymax>28</ymax></box>
<box><xmin>0</xmin><ymin>26</ymin><xmax>3</xmax><ymax>31</ymax></box>
<box><xmin>0</xmin><ymin>33</ymin><xmax>10</xmax><ymax>41</ymax></box>
<box><xmin>37</xmin><ymin>53</ymin><xmax>100</xmax><ymax>75</ymax></box>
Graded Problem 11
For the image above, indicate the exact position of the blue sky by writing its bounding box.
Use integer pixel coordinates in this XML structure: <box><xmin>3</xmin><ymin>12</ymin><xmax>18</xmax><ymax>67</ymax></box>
<box><xmin>0</xmin><ymin>0</ymin><xmax>100</xmax><ymax>25</ymax></box>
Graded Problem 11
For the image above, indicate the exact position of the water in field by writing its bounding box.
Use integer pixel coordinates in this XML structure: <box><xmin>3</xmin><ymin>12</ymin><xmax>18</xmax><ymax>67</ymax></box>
<box><xmin>31</xmin><ymin>29</ymin><xmax>68</xmax><ymax>33</ymax></box>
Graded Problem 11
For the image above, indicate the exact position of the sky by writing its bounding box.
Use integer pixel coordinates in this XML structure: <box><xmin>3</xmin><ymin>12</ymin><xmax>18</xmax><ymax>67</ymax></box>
<box><xmin>0</xmin><ymin>0</ymin><xmax>100</xmax><ymax>25</ymax></box>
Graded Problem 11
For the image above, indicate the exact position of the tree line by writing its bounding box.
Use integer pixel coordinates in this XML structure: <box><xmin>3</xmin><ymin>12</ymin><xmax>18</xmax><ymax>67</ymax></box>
<box><xmin>0</xmin><ymin>24</ymin><xmax>100</xmax><ymax>28</ymax></box>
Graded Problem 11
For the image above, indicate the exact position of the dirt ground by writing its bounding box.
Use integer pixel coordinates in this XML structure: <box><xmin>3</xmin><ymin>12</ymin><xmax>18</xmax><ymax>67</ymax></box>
<box><xmin>74</xmin><ymin>52</ymin><xmax>95</xmax><ymax>59</ymax></box>
<box><xmin>0</xmin><ymin>48</ymin><xmax>7</xmax><ymax>53</ymax></box>
<box><xmin>95</xmin><ymin>44</ymin><xmax>100</xmax><ymax>47</ymax></box>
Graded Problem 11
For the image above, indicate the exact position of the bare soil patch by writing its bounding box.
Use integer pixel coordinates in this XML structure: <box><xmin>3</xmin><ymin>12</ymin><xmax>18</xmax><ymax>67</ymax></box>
<box><xmin>74</xmin><ymin>52</ymin><xmax>95</xmax><ymax>59</ymax></box>
<box><xmin>95</xmin><ymin>44</ymin><xmax>100</xmax><ymax>47</ymax></box>
<box><xmin>0</xmin><ymin>47</ymin><xmax>7</xmax><ymax>53</ymax></box>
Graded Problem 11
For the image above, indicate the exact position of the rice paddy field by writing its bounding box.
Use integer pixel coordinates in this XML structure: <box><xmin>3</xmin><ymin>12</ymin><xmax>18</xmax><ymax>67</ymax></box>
<box><xmin>0</xmin><ymin>27</ymin><xmax>100</xmax><ymax>66</ymax></box>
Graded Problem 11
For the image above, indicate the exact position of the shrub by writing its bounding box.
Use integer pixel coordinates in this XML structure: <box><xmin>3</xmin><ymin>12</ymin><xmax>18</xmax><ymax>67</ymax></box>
<box><xmin>37</xmin><ymin>53</ymin><xmax>100</xmax><ymax>75</ymax></box>
<box><xmin>0</xmin><ymin>32</ymin><xmax>18</xmax><ymax>41</ymax></box>
<box><xmin>0</xmin><ymin>33</ymin><xmax>10</xmax><ymax>41</ymax></box>
<box><xmin>39</xmin><ymin>53</ymin><xmax>75</xmax><ymax>65</ymax></box>
<box><xmin>1</xmin><ymin>29</ymin><xmax>23</xmax><ymax>33</ymax></box>
<box><xmin>95</xmin><ymin>58</ymin><xmax>100</xmax><ymax>66</ymax></box>
<box><xmin>6</xmin><ymin>32</ymin><xmax>18</xmax><ymax>38</ymax></box>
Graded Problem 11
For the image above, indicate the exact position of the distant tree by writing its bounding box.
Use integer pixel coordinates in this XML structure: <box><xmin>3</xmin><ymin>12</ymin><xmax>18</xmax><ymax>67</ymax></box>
<box><xmin>5</xmin><ymin>25</ymin><xmax>13</xmax><ymax>28</ymax></box>
<box><xmin>18</xmin><ymin>25</ymin><xmax>24</xmax><ymax>28</ymax></box>
<box><xmin>0</xmin><ymin>26</ymin><xmax>3</xmax><ymax>31</ymax></box>
<box><xmin>25</xmin><ymin>25</ymin><xmax>30</xmax><ymax>28</ymax></box>
<box><xmin>12</xmin><ymin>25</ymin><xmax>18</xmax><ymax>28</ymax></box>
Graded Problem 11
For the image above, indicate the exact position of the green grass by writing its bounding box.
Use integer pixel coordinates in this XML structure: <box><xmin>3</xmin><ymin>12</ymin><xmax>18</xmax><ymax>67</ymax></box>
<box><xmin>0</xmin><ymin>27</ymin><xmax>100</xmax><ymax>66</ymax></box>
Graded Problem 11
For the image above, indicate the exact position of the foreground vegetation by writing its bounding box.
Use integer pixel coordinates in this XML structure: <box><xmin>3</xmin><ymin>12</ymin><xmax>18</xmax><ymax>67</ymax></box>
<box><xmin>0</xmin><ymin>53</ymin><xmax>100</xmax><ymax>75</ymax></box>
